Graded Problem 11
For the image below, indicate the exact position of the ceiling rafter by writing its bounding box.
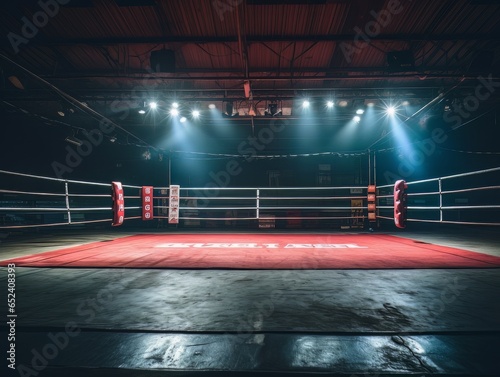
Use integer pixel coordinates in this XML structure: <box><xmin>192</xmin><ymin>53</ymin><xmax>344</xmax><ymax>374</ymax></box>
<box><xmin>2</xmin><ymin>34</ymin><xmax>498</xmax><ymax>50</ymax></box>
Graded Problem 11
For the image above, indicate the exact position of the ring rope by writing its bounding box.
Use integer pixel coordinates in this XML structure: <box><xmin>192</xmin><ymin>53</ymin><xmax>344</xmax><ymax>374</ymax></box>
<box><xmin>376</xmin><ymin>215</ymin><xmax>393</xmax><ymax>221</ymax></box>
<box><xmin>407</xmin><ymin>192</ymin><xmax>441</xmax><ymax>197</ymax></box>
<box><xmin>174</xmin><ymin>186</ymin><xmax>367</xmax><ymax>191</ymax></box>
<box><xmin>0</xmin><ymin>218</ymin><xmax>113</xmax><ymax>229</ymax></box>
<box><xmin>441</xmin><ymin>186</ymin><xmax>500</xmax><ymax>195</ymax></box>
<box><xmin>179</xmin><ymin>206</ymin><xmax>367</xmax><ymax>210</ymax></box>
<box><xmin>407</xmin><ymin>219</ymin><xmax>500</xmax><ymax>226</ymax></box>
<box><xmin>0</xmin><ymin>169</ymin><xmax>110</xmax><ymax>187</ymax></box>
<box><xmin>406</xmin><ymin>166</ymin><xmax>500</xmax><ymax>186</ymax></box>
<box><xmin>177</xmin><ymin>196</ymin><xmax>367</xmax><ymax>201</ymax></box>
<box><xmin>0</xmin><ymin>189</ymin><xmax>65</xmax><ymax>197</ymax></box>
<box><xmin>69</xmin><ymin>194</ymin><xmax>111</xmax><ymax>198</ymax></box>
<box><xmin>407</xmin><ymin>205</ymin><xmax>500</xmax><ymax>210</ymax></box>
<box><xmin>164</xmin><ymin>216</ymin><xmax>368</xmax><ymax>221</ymax></box>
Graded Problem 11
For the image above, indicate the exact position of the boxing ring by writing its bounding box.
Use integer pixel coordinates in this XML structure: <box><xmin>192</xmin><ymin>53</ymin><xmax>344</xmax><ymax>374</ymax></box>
<box><xmin>1</xmin><ymin>166</ymin><xmax>500</xmax><ymax>269</ymax></box>
<box><xmin>1</xmin><ymin>166</ymin><xmax>499</xmax><ymax>230</ymax></box>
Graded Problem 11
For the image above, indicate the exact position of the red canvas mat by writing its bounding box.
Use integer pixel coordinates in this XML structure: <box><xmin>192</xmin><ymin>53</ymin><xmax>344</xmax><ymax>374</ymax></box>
<box><xmin>2</xmin><ymin>233</ymin><xmax>500</xmax><ymax>269</ymax></box>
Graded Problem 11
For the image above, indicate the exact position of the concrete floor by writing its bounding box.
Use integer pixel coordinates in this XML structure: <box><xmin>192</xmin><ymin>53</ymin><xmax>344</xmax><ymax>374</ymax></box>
<box><xmin>0</xmin><ymin>226</ymin><xmax>499</xmax><ymax>376</ymax></box>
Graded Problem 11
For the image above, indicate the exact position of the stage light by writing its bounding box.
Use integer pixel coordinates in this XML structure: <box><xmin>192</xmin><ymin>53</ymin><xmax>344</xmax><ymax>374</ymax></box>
<box><xmin>172</xmin><ymin>102</ymin><xmax>179</xmax><ymax>108</ymax></box>
<box><xmin>142</xmin><ymin>150</ymin><xmax>151</xmax><ymax>160</ymax></box>
<box><xmin>366</xmin><ymin>100</ymin><xmax>376</xmax><ymax>107</ymax></box>
<box><xmin>386</xmin><ymin>106</ymin><xmax>396</xmax><ymax>116</ymax></box>
<box><xmin>192</xmin><ymin>110</ymin><xmax>200</xmax><ymax>118</ymax></box>
<box><xmin>138</xmin><ymin>109</ymin><xmax>146</xmax><ymax>114</ymax></box>
<box><xmin>180</xmin><ymin>116</ymin><xmax>187</xmax><ymax>123</ymax></box>
<box><xmin>353</xmin><ymin>115</ymin><xmax>361</xmax><ymax>123</ymax></box>
<box><xmin>149</xmin><ymin>101</ymin><xmax>158</xmax><ymax>109</ymax></box>
<box><xmin>402</xmin><ymin>100</ymin><xmax>410</xmax><ymax>106</ymax></box>
<box><xmin>302</xmin><ymin>100</ymin><xmax>310</xmax><ymax>108</ymax></box>
<box><xmin>57</xmin><ymin>111</ymin><xmax>65</xmax><ymax>117</ymax></box>
<box><xmin>170</xmin><ymin>108</ymin><xmax>179</xmax><ymax>116</ymax></box>
<box><xmin>208</xmin><ymin>103</ymin><xmax>216</xmax><ymax>109</ymax></box>
<box><xmin>326</xmin><ymin>100</ymin><xmax>334</xmax><ymax>108</ymax></box>
<box><xmin>356</xmin><ymin>109</ymin><xmax>365</xmax><ymax>115</ymax></box>
<box><xmin>338</xmin><ymin>100</ymin><xmax>348</xmax><ymax>107</ymax></box>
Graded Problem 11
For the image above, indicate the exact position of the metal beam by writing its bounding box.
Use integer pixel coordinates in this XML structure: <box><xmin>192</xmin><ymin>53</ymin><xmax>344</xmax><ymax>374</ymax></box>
<box><xmin>36</xmin><ymin>65</ymin><xmax>467</xmax><ymax>76</ymax></box>
<box><xmin>3</xmin><ymin>34</ymin><xmax>499</xmax><ymax>47</ymax></box>
<box><xmin>5</xmin><ymin>84</ymin><xmax>497</xmax><ymax>102</ymax></box>
<box><xmin>33</xmin><ymin>73</ymin><xmax>494</xmax><ymax>82</ymax></box>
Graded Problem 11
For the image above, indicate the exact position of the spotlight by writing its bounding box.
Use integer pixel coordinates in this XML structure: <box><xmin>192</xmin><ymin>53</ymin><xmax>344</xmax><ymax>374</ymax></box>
<box><xmin>356</xmin><ymin>109</ymin><xmax>365</xmax><ymax>115</ymax></box>
<box><xmin>172</xmin><ymin>102</ymin><xmax>179</xmax><ymax>108</ymax></box>
<box><xmin>326</xmin><ymin>100</ymin><xmax>334</xmax><ymax>108</ymax></box>
<box><xmin>302</xmin><ymin>100</ymin><xmax>310</xmax><ymax>108</ymax></box>
<box><xmin>149</xmin><ymin>101</ymin><xmax>158</xmax><ymax>109</ymax></box>
<box><xmin>366</xmin><ymin>101</ymin><xmax>376</xmax><ymax>107</ymax></box>
<box><xmin>142</xmin><ymin>150</ymin><xmax>151</xmax><ymax>160</ymax></box>
<box><xmin>338</xmin><ymin>100</ymin><xmax>348</xmax><ymax>107</ymax></box>
<box><xmin>109</xmin><ymin>136</ymin><xmax>117</xmax><ymax>143</ymax></box>
<box><xmin>57</xmin><ymin>111</ymin><xmax>65</xmax><ymax>117</ymax></box>
<box><xmin>138</xmin><ymin>109</ymin><xmax>146</xmax><ymax>114</ymax></box>
<box><xmin>170</xmin><ymin>108</ymin><xmax>179</xmax><ymax>116</ymax></box>
<box><xmin>180</xmin><ymin>116</ymin><xmax>187</xmax><ymax>123</ymax></box>
<box><xmin>192</xmin><ymin>110</ymin><xmax>200</xmax><ymax>118</ymax></box>
<box><xmin>386</xmin><ymin>106</ymin><xmax>396</xmax><ymax>116</ymax></box>
<box><xmin>402</xmin><ymin>100</ymin><xmax>410</xmax><ymax>106</ymax></box>
<box><xmin>353</xmin><ymin>115</ymin><xmax>361</xmax><ymax>123</ymax></box>
<box><xmin>208</xmin><ymin>103</ymin><xmax>216</xmax><ymax>109</ymax></box>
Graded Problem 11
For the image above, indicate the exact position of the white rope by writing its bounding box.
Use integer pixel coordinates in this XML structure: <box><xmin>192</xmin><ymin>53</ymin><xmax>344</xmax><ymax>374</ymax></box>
<box><xmin>179</xmin><ymin>206</ymin><xmax>367</xmax><ymax>210</ymax></box>
<box><xmin>407</xmin><ymin>166</ymin><xmax>500</xmax><ymax>186</ymax></box>
<box><xmin>0</xmin><ymin>207</ymin><xmax>111</xmax><ymax>212</ymax></box>
<box><xmin>407</xmin><ymin>192</ymin><xmax>440</xmax><ymax>197</ymax></box>
<box><xmin>407</xmin><ymin>219</ymin><xmax>500</xmax><ymax>226</ymax></box>
<box><xmin>175</xmin><ymin>216</ymin><xmax>366</xmax><ymax>221</ymax></box>
<box><xmin>377</xmin><ymin>216</ymin><xmax>393</xmax><ymax>220</ymax></box>
<box><xmin>0</xmin><ymin>169</ymin><xmax>110</xmax><ymax>187</ymax></box>
<box><xmin>0</xmin><ymin>218</ymin><xmax>112</xmax><ymax>229</ymax></box>
<box><xmin>442</xmin><ymin>205</ymin><xmax>500</xmax><ymax>210</ymax></box>
<box><xmin>178</xmin><ymin>186</ymin><xmax>366</xmax><ymax>191</ymax></box>
<box><xmin>177</xmin><ymin>196</ymin><xmax>367</xmax><ymax>200</ymax></box>
<box><xmin>0</xmin><ymin>189</ymin><xmax>64</xmax><ymax>197</ymax></box>
<box><xmin>442</xmin><ymin>186</ymin><xmax>500</xmax><ymax>195</ymax></box>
